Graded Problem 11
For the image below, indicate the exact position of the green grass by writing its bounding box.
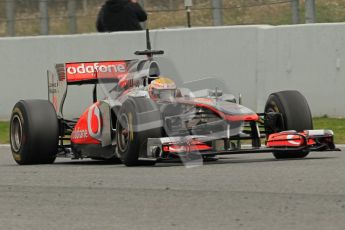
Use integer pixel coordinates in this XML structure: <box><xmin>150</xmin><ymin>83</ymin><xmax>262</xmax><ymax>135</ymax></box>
<box><xmin>313</xmin><ymin>117</ymin><xmax>345</xmax><ymax>144</ymax></box>
<box><xmin>0</xmin><ymin>121</ymin><xmax>9</xmax><ymax>144</ymax></box>
<box><xmin>0</xmin><ymin>118</ymin><xmax>344</xmax><ymax>144</ymax></box>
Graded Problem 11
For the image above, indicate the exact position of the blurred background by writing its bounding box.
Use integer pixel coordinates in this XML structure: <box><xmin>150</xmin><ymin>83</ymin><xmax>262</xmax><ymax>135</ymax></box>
<box><xmin>0</xmin><ymin>0</ymin><xmax>344</xmax><ymax>37</ymax></box>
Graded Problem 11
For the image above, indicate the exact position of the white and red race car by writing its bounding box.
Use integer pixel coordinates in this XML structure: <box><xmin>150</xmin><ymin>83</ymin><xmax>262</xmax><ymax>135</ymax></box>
<box><xmin>9</xmin><ymin>30</ymin><xmax>339</xmax><ymax>166</ymax></box>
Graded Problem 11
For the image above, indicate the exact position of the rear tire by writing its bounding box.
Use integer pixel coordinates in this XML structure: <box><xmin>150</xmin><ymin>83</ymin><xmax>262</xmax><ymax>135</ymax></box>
<box><xmin>10</xmin><ymin>100</ymin><xmax>59</xmax><ymax>165</ymax></box>
<box><xmin>265</xmin><ymin>90</ymin><xmax>313</xmax><ymax>159</ymax></box>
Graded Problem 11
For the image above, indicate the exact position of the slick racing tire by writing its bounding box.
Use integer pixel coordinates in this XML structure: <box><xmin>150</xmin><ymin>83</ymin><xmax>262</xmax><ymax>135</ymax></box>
<box><xmin>265</xmin><ymin>90</ymin><xmax>313</xmax><ymax>159</ymax></box>
<box><xmin>116</xmin><ymin>101</ymin><xmax>161</xmax><ymax>166</ymax></box>
<box><xmin>10</xmin><ymin>100</ymin><xmax>59</xmax><ymax>165</ymax></box>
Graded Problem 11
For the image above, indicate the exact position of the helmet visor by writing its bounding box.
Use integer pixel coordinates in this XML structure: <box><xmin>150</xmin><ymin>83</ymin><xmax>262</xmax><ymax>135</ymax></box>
<box><xmin>152</xmin><ymin>88</ymin><xmax>176</xmax><ymax>100</ymax></box>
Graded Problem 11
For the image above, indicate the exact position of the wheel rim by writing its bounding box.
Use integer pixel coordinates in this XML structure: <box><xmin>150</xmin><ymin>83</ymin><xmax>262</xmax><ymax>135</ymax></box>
<box><xmin>11</xmin><ymin>115</ymin><xmax>23</xmax><ymax>152</ymax></box>
<box><xmin>266</xmin><ymin>105</ymin><xmax>278</xmax><ymax>113</ymax></box>
<box><xmin>266</xmin><ymin>104</ymin><xmax>285</xmax><ymax>131</ymax></box>
<box><xmin>117</xmin><ymin>114</ymin><xmax>130</xmax><ymax>153</ymax></box>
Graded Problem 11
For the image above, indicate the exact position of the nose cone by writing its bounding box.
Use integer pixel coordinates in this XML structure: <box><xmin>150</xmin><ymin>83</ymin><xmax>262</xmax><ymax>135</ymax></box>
<box><xmin>192</xmin><ymin>98</ymin><xmax>258</xmax><ymax>121</ymax></box>
<box><xmin>214</xmin><ymin>101</ymin><xmax>259</xmax><ymax>121</ymax></box>
<box><xmin>215</xmin><ymin>101</ymin><xmax>256</xmax><ymax>116</ymax></box>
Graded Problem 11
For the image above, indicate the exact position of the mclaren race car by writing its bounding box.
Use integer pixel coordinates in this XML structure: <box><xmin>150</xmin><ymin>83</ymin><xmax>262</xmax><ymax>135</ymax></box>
<box><xmin>9</xmin><ymin>31</ymin><xmax>339</xmax><ymax>166</ymax></box>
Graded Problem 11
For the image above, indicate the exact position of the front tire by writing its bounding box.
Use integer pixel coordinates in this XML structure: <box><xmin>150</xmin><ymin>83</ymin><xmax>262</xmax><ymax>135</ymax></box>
<box><xmin>10</xmin><ymin>100</ymin><xmax>59</xmax><ymax>165</ymax></box>
<box><xmin>116</xmin><ymin>102</ymin><xmax>161</xmax><ymax>166</ymax></box>
<box><xmin>265</xmin><ymin>90</ymin><xmax>313</xmax><ymax>159</ymax></box>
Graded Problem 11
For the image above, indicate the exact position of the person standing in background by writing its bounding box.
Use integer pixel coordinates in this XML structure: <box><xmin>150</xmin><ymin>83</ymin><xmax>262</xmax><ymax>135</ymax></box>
<box><xmin>96</xmin><ymin>0</ymin><xmax>147</xmax><ymax>32</ymax></box>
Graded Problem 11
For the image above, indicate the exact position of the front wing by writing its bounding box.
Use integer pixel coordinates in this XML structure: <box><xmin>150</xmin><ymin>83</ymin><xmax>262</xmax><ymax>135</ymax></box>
<box><xmin>147</xmin><ymin>130</ymin><xmax>340</xmax><ymax>160</ymax></box>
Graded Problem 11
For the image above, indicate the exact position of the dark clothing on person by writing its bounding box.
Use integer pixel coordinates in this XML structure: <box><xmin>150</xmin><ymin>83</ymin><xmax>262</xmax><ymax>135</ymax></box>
<box><xmin>96</xmin><ymin>0</ymin><xmax>147</xmax><ymax>32</ymax></box>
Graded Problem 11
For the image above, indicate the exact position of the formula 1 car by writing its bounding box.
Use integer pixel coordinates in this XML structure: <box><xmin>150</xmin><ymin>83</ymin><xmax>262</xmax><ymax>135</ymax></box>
<box><xmin>10</xmin><ymin>30</ymin><xmax>339</xmax><ymax>166</ymax></box>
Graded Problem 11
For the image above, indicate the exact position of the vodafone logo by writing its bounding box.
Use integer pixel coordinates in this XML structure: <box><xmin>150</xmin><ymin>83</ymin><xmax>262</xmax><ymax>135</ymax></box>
<box><xmin>87</xmin><ymin>104</ymin><xmax>101</xmax><ymax>140</ymax></box>
<box><xmin>65</xmin><ymin>61</ymin><xmax>127</xmax><ymax>82</ymax></box>
<box><xmin>67</xmin><ymin>62</ymin><xmax>126</xmax><ymax>75</ymax></box>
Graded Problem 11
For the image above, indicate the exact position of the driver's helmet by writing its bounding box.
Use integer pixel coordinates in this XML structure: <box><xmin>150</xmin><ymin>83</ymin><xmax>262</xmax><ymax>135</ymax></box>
<box><xmin>148</xmin><ymin>77</ymin><xmax>177</xmax><ymax>100</ymax></box>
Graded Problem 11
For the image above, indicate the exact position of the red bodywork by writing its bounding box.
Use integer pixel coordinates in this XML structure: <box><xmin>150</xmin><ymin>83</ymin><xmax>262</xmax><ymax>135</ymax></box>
<box><xmin>267</xmin><ymin>131</ymin><xmax>314</xmax><ymax>147</ymax></box>
<box><xmin>162</xmin><ymin>140</ymin><xmax>213</xmax><ymax>153</ymax></box>
<box><xmin>71</xmin><ymin>103</ymin><xmax>101</xmax><ymax>145</ymax></box>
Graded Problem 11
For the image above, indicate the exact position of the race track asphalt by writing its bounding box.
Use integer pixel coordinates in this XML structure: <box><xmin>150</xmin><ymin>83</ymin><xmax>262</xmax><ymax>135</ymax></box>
<box><xmin>0</xmin><ymin>145</ymin><xmax>344</xmax><ymax>230</ymax></box>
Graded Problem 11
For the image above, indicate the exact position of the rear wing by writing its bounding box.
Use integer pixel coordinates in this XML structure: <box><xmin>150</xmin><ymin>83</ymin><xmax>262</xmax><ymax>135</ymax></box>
<box><xmin>47</xmin><ymin>59</ymin><xmax>161</xmax><ymax>117</ymax></box>
<box><xmin>47</xmin><ymin>60</ymin><xmax>136</xmax><ymax>117</ymax></box>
